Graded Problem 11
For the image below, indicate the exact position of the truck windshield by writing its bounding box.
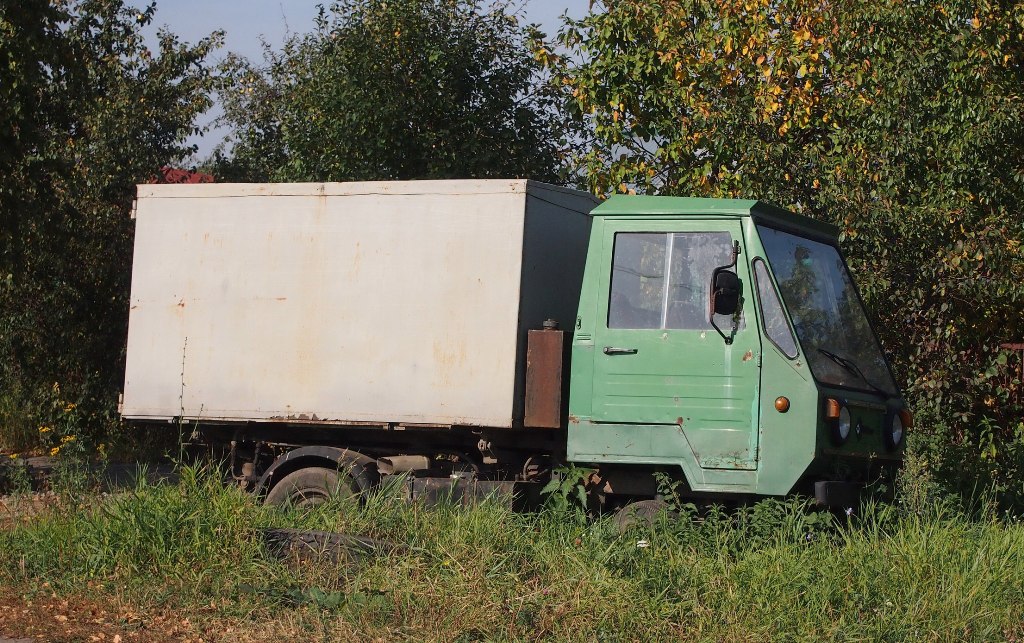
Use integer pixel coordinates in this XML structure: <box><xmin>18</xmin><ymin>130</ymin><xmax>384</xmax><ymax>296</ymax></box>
<box><xmin>756</xmin><ymin>225</ymin><xmax>898</xmax><ymax>396</ymax></box>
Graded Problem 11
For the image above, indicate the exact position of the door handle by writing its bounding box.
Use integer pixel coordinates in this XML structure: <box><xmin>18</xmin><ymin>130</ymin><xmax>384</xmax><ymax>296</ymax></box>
<box><xmin>603</xmin><ymin>346</ymin><xmax>639</xmax><ymax>355</ymax></box>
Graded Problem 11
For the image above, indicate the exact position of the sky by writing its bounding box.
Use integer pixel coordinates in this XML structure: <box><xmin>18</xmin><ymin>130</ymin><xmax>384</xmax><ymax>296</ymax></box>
<box><xmin>144</xmin><ymin>0</ymin><xmax>592</xmax><ymax>159</ymax></box>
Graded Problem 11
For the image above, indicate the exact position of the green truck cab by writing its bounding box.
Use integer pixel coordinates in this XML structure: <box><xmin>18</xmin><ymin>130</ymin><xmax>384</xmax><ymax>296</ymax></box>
<box><xmin>567</xmin><ymin>196</ymin><xmax>907</xmax><ymax>505</ymax></box>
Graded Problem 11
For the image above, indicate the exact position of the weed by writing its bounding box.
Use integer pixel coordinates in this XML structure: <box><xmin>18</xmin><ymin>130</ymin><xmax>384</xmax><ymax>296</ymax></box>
<box><xmin>540</xmin><ymin>464</ymin><xmax>592</xmax><ymax>516</ymax></box>
<box><xmin>0</xmin><ymin>383</ymin><xmax>39</xmax><ymax>452</ymax></box>
<box><xmin>653</xmin><ymin>470</ymin><xmax>694</xmax><ymax>513</ymax></box>
<box><xmin>0</xmin><ymin>456</ymin><xmax>32</xmax><ymax>495</ymax></box>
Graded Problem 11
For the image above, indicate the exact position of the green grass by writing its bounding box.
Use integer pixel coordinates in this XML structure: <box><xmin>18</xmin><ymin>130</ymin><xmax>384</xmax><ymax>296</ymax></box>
<box><xmin>2</xmin><ymin>465</ymin><xmax>1023</xmax><ymax>641</ymax></box>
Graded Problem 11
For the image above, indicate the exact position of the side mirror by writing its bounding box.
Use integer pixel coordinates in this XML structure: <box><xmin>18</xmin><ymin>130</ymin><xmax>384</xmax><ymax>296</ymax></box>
<box><xmin>711</xmin><ymin>269</ymin><xmax>740</xmax><ymax>316</ymax></box>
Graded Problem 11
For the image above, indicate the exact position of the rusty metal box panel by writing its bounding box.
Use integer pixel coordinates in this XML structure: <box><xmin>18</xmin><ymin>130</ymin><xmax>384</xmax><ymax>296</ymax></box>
<box><xmin>524</xmin><ymin>330</ymin><xmax>567</xmax><ymax>428</ymax></box>
<box><xmin>122</xmin><ymin>180</ymin><xmax>596</xmax><ymax>429</ymax></box>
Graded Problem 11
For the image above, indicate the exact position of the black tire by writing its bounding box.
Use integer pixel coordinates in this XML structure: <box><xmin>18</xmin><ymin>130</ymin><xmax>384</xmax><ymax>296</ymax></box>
<box><xmin>612</xmin><ymin>499</ymin><xmax>677</xmax><ymax>532</ymax></box>
<box><xmin>264</xmin><ymin>466</ymin><xmax>357</xmax><ymax>508</ymax></box>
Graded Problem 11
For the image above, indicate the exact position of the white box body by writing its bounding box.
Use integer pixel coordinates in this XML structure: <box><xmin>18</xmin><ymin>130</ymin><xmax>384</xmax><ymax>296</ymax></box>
<box><xmin>122</xmin><ymin>180</ymin><xmax>595</xmax><ymax>428</ymax></box>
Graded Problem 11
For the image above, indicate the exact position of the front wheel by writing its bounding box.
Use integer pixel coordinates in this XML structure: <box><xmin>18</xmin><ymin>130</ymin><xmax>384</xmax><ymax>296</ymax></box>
<box><xmin>612</xmin><ymin>499</ymin><xmax>677</xmax><ymax>532</ymax></box>
<box><xmin>264</xmin><ymin>466</ymin><xmax>356</xmax><ymax>508</ymax></box>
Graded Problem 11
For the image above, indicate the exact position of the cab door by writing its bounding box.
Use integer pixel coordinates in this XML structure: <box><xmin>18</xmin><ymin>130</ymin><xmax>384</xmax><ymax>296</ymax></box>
<box><xmin>589</xmin><ymin>221</ymin><xmax>761</xmax><ymax>470</ymax></box>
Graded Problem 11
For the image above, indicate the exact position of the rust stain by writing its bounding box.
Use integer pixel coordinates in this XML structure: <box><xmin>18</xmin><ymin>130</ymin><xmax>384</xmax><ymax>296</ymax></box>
<box><xmin>432</xmin><ymin>339</ymin><xmax>468</xmax><ymax>387</ymax></box>
<box><xmin>315</xmin><ymin>187</ymin><xmax>327</xmax><ymax>221</ymax></box>
<box><xmin>350</xmin><ymin>241</ymin><xmax>362</xmax><ymax>277</ymax></box>
<box><xmin>568</xmin><ymin>415</ymin><xmax>580</xmax><ymax>424</ymax></box>
<box><xmin>676</xmin><ymin>417</ymin><xmax>684</xmax><ymax>426</ymax></box>
<box><xmin>176</xmin><ymin>299</ymin><xmax>185</xmax><ymax>308</ymax></box>
<box><xmin>742</xmin><ymin>350</ymin><xmax>753</xmax><ymax>362</ymax></box>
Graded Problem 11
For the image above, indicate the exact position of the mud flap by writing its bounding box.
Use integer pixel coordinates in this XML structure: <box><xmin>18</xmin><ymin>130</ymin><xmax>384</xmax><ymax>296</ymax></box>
<box><xmin>813</xmin><ymin>480</ymin><xmax>859</xmax><ymax>509</ymax></box>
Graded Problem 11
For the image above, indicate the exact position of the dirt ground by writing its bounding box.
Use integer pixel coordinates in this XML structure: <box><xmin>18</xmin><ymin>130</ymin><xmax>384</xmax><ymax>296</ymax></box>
<box><xmin>1</xmin><ymin>588</ymin><xmax>215</xmax><ymax>643</ymax></box>
<box><xmin>0</xmin><ymin>586</ymin><xmax>292</xmax><ymax>643</ymax></box>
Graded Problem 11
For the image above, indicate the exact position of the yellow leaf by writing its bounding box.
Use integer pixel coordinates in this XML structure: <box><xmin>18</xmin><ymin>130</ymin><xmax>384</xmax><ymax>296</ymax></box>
<box><xmin>971</xmin><ymin>17</ymin><xmax>980</xmax><ymax>29</ymax></box>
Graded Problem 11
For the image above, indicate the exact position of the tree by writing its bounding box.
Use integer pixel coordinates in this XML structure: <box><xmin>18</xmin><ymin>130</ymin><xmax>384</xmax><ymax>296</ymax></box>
<box><xmin>0</xmin><ymin>0</ymin><xmax>220</xmax><ymax>450</ymax></box>
<box><xmin>212</xmin><ymin>0</ymin><xmax>570</xmax><ymax>183</ymax></box>
<box><xmin>554</xmin><ymin>1</ymin><xmax>1024</xmax><ymax>504</ymax></box>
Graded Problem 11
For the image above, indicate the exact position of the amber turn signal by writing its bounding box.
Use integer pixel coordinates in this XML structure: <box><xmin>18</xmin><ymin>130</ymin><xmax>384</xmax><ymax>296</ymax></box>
<box><xmin>898</xmin><ymin>409</ymin><xmax>913</xmax><ymax>429</ymax></box>
<box><xmin>825</xmin><ymin>398</ymin><xmax>841</xmax><ymax>419</ymax></box>
<box><xmin>774</xmin><ymin>396</ymin><xmax>790</xmax><ymax>413</ymax></box>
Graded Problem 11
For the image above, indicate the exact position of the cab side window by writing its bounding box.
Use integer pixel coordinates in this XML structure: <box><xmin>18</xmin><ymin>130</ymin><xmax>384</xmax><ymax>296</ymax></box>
<box><xmin>608</xmin><ymin>232</ymin><xmax>733</xmax><ymax>330</ymax></box>
<box><xmin>753</xmin><ymin>259</ymin><xmax>799</xmax><ymax>358</ymax></box>
<box><xmin>608</xmin><ymin>233</ymin><xmax>664</xmax><ymax>329</ymax></box>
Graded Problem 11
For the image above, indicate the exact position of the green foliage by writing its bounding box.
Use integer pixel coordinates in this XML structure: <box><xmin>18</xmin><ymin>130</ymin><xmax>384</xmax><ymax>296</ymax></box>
<box><xmin>3</xmin><ymin>477</ymin><xmax>1024</xmax><ymax>639</ymax></box>
<box><xmin>554</xmin><ymin>0</ymin><xmax>1024</xmax><ymax>508</ymax></box>
<box><xmin>36</xmin><ymin>381</ymin><xmax>100</xmax><ymax>496</ymax></box>
<box><xmin>0</xmin><ymin>1</ymin><xmax>221</xmax><ymax>452</ymax></box>
<box><xmin>540</xmin><ymin>464</ymin><xmax>591</xmax><ymax>515</ymax></box>
<box><xmin>3</xmin><ymin>464</ymin><xmax>277</xmax><ymax>602</ymax></box>
<box><xmin>0</xmin><ymin>456</ymin><xmax>32</xmax><ymax>495</ymax></box>
<box><xmin>211</xmin><ymin>0</ymin><xmax>571</xmax><ymax>183</ymax></box>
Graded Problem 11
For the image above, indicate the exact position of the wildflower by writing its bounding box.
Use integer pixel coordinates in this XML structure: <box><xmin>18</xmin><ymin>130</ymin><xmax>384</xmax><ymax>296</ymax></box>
<box><xmin>60</xmin><ymin>435</ymin><xmax>76</xmax><ymax>444</ymax></box>
<box><xmin>64</xmin><ymin>403</ymin><xmax>76</xmax><ymax>412</ymax></box>
<box><xmin>7</xmin><ymin>453</ymin><xmax>17</xmax><ymax>459</ymax></box>
<box><xmin>39</xmin><ymin>426</ymin><xmax>52</xmax><ymax>434</ymax></box>
<box><xmin>50</xmin><ymin>447</ymin><xmax>61</xmax><ymax>457</ymax></box>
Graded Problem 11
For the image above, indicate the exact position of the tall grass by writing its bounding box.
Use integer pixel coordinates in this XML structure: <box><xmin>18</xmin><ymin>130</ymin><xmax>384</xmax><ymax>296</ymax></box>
<box><xmin>2</xmin><ymin>465</ymin><xmax>1023</xmax><ymax>641</ymax></box>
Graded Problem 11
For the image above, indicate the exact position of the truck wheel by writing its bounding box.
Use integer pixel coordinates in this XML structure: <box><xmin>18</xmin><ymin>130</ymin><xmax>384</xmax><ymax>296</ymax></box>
<box><xmin>264</xmin><ymin>466</ymin><xmax>356</xmax><ymax>508</ymax></box>
<box><xmin>613</xmin><ymin>499</ymin><xmax>677</xmax><ymax>532</ymax></box>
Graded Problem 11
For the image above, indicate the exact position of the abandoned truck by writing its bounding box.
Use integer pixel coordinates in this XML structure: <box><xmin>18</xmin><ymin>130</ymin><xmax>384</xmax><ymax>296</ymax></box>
<box><xmin>120</xmin><ymin>179</ymin><xmax>908</xmax><ymax>509</ymax></box>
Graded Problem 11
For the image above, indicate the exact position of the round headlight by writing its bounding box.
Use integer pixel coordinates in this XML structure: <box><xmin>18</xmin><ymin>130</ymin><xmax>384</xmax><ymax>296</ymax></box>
<box><xmin>886</xmin><ymin>411</ymin><xmax>905</xmax><ymax>450</ymax></box>
<box><xmin>832</xmin><ymin>404</ymin><xmax>852</xmax><ymax>445</ymax></box>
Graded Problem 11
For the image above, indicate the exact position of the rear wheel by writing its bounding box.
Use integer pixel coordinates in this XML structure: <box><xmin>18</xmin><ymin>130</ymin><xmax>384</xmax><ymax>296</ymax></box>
<box><xmin>264</xmin><ymin>466</ymin><xmax>356</xmax><ymax>508</ymax></box>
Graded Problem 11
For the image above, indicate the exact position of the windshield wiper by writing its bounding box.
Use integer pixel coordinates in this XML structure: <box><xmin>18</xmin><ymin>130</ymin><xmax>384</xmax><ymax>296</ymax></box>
<box><xmin>817</xmin><ymin>348</ymin><xmax>889</xmax><ymax>397</ymax></box>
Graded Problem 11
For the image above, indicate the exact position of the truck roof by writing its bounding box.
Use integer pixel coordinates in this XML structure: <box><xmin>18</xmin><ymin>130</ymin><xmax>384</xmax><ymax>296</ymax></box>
<box><xmin>136</xmin><ymin>178</ymin><xmax>587</xmax><ymax>201</ymax></box>
<box><xmin>592</xmin><ymin>195</ymin><xmax>839</xmax><ymax>240</ymax></box>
